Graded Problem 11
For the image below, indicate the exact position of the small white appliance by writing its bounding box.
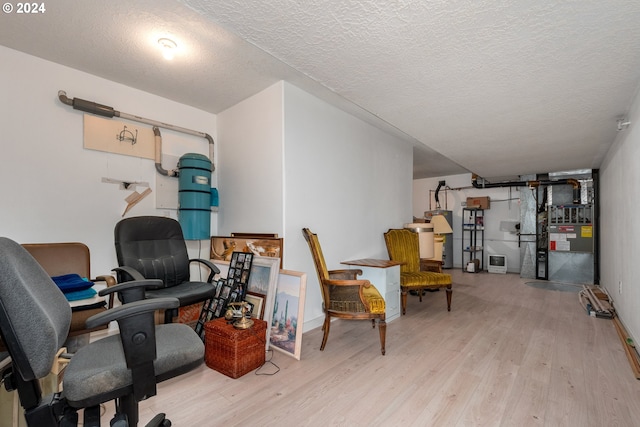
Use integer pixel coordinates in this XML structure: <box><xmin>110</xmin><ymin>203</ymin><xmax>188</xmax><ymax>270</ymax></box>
<box><xmin>488</xmin><ymin>254</ymin><xmax>507</xmax><ymax>274</ymax></box>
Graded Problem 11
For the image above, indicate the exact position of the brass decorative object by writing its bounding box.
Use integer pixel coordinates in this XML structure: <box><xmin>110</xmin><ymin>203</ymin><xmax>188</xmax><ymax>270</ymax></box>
<box><xmin>228</xmin><ymin>302</ymin><xmax>254</xmax><ymax>329</ymax></box>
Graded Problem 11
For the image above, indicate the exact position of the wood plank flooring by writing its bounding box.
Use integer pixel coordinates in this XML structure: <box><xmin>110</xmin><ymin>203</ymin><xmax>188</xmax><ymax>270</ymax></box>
<box><xmin>99</xmin><ymin>270</ymin><xmax>640</xmax><ymax>426</ymax></box>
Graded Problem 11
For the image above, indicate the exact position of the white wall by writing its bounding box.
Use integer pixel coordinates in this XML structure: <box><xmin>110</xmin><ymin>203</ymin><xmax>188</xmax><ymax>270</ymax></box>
<box><xmin>216</xmin><ymin>82</ymin><xmax>284</xmax><ymax>235</ymax></box>
<box><xmin>600</xmin><ymin>84</ymin><xmax>640</xmax><ymax>345</ymax></box>
<box><xmin>413</xmin><ymin>173</ymin><xmax>522</xmax><ymax>271</ymax></box>
<box><xmin>0</xmin><ymin>46</ymin><xmax>217</xmax><ymax>275</ymax></box>
<box><xmin>2</xmin><ymin>47</ymin><xmax>413</xmax><ymax>334</ymax></box>
<box><xmin>282</xmin><ymin>82</ymin><xmax>413</xmax><ymax>329</ymax></box>
<box><xmin>217</xmin><ymin>81</ymin><xmax>413</xmax><ymax>331</ymax></box>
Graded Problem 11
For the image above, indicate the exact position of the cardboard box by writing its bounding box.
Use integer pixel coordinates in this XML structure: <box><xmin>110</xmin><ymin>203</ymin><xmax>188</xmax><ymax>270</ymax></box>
<box><xmin>466</xmin><ymin>196</ymin><xmax>490</xmax><ymax>209</ymax></box>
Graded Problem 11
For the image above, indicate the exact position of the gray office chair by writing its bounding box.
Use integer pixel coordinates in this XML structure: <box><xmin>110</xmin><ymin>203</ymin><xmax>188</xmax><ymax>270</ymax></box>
<box><xmin>114</xmin><ymin>216</ymin><xmax>220</xmax><ymax>323</ymax></box>
<box><xmin>0</xmin><ymin>237</ymin><xmax>204</xmax><ymax>426</ymax></box>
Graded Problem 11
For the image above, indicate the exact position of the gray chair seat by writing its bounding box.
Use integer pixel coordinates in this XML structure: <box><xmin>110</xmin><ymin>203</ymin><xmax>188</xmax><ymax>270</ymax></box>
<box><xmin>146</xmin><ymin>281</ymin><xmax>214</xmax><ymax>306</ymax></box>
<box><xmin>0</xmin><ymin>237</ymin><xmax>204</xmax><ymax>425</ymax></box>
<box><xmin>64</xmin><ymin>323</ymin><xmax>204</xmax><ymax>407</ymax></box>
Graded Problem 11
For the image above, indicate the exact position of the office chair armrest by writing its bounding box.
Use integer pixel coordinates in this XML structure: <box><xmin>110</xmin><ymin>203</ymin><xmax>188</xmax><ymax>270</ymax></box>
<box><xmin>99</xmin><ymin>279</ymin><xmax>163</xmax><ymax>304</ymax></box>
<box><xmin>112</xmin><ymin>265</ymin><xmax>146</xmax><ymax>281</ymax></box>
<box><xmin>189</xmin><ymin>258</ymin><xmax>221</xmax><ymax>283</ymax></box>
<box><xmin>94</xmin><ymin>274</ymin><xmax>117</xmax><ymax>308</ymax></box>
<box><xmin>84</xmin><ymin>297</ymin><xmax>179</xmax><ymax>329</ymax></box>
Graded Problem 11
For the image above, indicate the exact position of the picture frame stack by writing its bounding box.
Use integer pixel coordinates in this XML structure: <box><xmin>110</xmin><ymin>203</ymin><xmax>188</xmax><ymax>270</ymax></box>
<box><xmin>212</xmin><ymin>256</ymin><xmax>280</xmax><ymax>351</ymax></box>
<box><xmin>194</xmin><ymin>251</ymin><xmax>254</xmax><ymax>340</ymax></box>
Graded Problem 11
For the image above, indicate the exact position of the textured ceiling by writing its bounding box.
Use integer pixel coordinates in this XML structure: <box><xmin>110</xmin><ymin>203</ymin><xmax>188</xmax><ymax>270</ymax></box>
<box><xmin>2</xmin><ymin>0</ymin><xmax>640</xmax><ymax>181</ymax></box>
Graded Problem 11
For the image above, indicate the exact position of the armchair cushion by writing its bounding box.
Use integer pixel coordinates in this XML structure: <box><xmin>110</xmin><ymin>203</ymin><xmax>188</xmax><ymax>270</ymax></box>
<box><xmin>327</xmin><ymin>282</ymin><xmax>386</xmax><ymax>314</ymax></box>
<box><xmin>362</xmin><ymin>286</ymin><xmax>386</xmax><ymax>314</ymax></box>
<box><xmin>400</xmin><ymin>271</ymin><xmax>452</xmax><ymax>287</ymax></box>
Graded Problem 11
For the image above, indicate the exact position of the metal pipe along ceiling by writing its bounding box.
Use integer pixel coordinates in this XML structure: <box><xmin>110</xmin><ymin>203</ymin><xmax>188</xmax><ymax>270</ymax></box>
<box><xmin>57</xmin><ymin>90</ymin><xmax>215</xmax><ymax>172</ymax></box>
<box><xmin>472</xmin><ymin>174</ymin><xmax>579</xmax><ymax>189</ymax></box>
<box><xmin>472</xmin><ymin>174</ymin><xmax>582</xmax><ymax>204</ymax></box>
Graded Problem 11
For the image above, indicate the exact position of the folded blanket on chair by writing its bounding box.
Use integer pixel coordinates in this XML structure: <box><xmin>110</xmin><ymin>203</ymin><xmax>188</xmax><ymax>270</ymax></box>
<box><xmin>63</xmin><ymin>287</ymin><xmax>98</xmax><ymax>302</ymax></box>
<box><xmin>51</xmin><ymin>273</ymin><xmax>95</xmax><ymax>293</ymax></box>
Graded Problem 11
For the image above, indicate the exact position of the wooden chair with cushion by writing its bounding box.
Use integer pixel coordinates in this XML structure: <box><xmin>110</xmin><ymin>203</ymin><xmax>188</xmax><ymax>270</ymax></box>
<box><xmin>383</xmin><ymin>228</ymin><xmax>453</xmax><ymax>315</ymax></box>
<box><xmin>302</xmin><ymin>228</ymin><xmax>387</xmax><ymax>355</ymax></box>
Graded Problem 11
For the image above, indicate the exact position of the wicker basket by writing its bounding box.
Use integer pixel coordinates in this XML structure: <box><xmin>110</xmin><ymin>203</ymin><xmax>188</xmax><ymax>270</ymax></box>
<box><xmin>204</xmin><ymin>317</ymin><xmax>266</xmax><ymax>378</ymax></box>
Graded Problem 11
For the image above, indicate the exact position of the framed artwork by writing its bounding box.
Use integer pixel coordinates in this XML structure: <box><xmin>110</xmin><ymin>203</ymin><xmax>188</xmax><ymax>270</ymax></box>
<box><xmin>227</xmin><ymin>251</ymin><xmax>253</xmax><ymax>299</ymax></box>
<box><xmin>211</xmin><ymin>235</ymin><xmax>283</xmax><ymax>268</ymax></box>
<box><xmin>212</xmin><ymin>255</ymin><xmax>280</xmax><ymax>351</ymax></box>
<box><xmin>269</xmin><ymin>270</ymin><xmax>307</xmax><ymax>360</ymax></box>
<box><xmin>193</xmin><ymin>252</ymin><xmax>255</xmax><ymax>340</ymax></box>
<box><xmin>244</xmin><ymin>292</ymin><xmax>265</xmax><ymax>319</ymax></box>
<box><xmin>230</xmin><ymin>232</ymin><xmax>278</xmax><ymax>238</ymax></box>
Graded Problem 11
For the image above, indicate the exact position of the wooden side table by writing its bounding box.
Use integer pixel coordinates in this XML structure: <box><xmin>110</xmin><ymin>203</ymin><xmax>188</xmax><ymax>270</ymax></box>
<box><xmin>340</xmin><ymin>259</ymin><xmax>402</xmax><ymax>322</ymax></box>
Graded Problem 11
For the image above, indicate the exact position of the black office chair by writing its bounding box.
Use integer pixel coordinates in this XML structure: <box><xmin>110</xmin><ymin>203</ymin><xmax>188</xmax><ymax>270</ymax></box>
<box><xmin>114</xmin><ymin>216</ymin><xmax>220</xmax><ymax>323</ymax></box>
<box><xmin>0</xmin><ymin>237</ymin><xmax>205</xmax><ymax>426</ymax></box>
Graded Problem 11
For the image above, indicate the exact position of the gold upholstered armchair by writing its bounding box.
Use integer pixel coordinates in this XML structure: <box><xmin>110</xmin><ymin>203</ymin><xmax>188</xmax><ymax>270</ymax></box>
<box><xmin>384</xmin><ymin>228</ymin><xmax>453</xmax><ymax>315</ymax></box>
<box><xmin>302</xmin><ymin>228</ymin><xmax>387</xmax><ymax>355</ymax></box>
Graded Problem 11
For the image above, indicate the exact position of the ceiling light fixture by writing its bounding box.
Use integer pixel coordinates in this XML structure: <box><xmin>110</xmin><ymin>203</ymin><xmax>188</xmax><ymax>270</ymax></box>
<box><xmin>158</xmin><ymin>38</ymin><xmax>177</xmax><ymax>60</ymax></box>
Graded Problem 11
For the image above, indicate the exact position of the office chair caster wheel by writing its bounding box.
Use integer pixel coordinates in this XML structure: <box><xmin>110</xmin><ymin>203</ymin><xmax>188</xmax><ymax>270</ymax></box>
<box><xmin>110</xmin><ymin>413</ymin><xmax>128</xmax><ymax>426</ymax></box>
<box><xmin>147</xmin><ymin>413</ymin><xmax>171</xmax><ymax>427</ymax></box>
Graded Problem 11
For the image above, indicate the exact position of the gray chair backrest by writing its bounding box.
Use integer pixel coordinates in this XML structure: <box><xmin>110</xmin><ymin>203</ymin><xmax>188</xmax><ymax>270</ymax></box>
<box><xmin>0</xmin><ymin>237</ymin><xmax>71</xmax><ymax>380</ymax></box>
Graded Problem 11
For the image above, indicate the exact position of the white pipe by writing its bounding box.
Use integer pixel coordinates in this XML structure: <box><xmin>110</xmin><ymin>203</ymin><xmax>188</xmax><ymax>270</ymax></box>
<box><xmin>58</xmin><ymin>90</ymin><xmax>215</xmax><ymax>171</ymax></box>
<box><xmin>153</xmin><ymin>127</ymin><xmax>177</xmax><ymax>177</ymax></box>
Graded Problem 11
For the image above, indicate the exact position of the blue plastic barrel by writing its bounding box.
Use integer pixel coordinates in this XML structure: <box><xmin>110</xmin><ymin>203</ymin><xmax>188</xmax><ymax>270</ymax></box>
<box><xmin>178</xmin><ymin>153</ymin><xmax>212</xmax><ymax>240</ymax></box>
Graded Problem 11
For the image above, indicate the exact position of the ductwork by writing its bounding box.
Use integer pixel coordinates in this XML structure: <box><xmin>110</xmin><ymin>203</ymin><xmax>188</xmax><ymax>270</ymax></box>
<box><xmin>472</xmin><ymin>174</ymin><xmax>581</xmax><ymax>203</ymax></box>
<box><xmin>153</xmin><ymin>127</ymin><xmax>177</xmax><ymax>177</ymax></box>
<box><xmin>58</xmin><ymin>90</ymin><xmax>215</xmax><ymax>173</ymax></box>
<box><xmin>434</xmin><ymin>180</ymin><xmax>445</xmax><ymax>208</ymax></box>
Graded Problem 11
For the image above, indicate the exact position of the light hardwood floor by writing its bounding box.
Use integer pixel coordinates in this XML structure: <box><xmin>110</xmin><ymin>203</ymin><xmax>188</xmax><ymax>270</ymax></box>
<box><xmin>101</xmin><ymin>270</ymin><xmax>640</xmax><ymax>426</ymax></box>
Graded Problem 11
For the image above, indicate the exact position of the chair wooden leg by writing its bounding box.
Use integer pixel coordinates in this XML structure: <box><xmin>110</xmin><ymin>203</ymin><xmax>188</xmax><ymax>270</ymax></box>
<box><xmin>446</xmin><ymin>286</ymin><xmax>452</xmax><ymax>311</ymax></box>
<box><xmin>320</xmin><ymin>315</ymin><xmax>331</xmax><ymax>350</ymax></box>
<box><xmin>378</xmin><ymin>317</ymin><xmax>386</xmax><ymax>355</ymax></box>
<box><xmin>371</xmin><ymin>319</ymin><xmax>375</xmax><ymax>328</ymax></box>
<box><xmin>401</xmin><ymin>289</ymin><xmax>408</xmax><ymax>315</ymax></box>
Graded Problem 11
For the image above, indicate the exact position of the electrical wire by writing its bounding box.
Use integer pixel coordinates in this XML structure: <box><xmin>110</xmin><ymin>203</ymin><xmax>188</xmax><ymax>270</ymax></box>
<box><xmin>241</xmin><ymin>321</ymin><xmax>280</xmax><ymax>376</ymax></box>
<box><xmin>255</xmin><ymin>349</ymin><xmax>280</xmax><ymax>376</ymax></box>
